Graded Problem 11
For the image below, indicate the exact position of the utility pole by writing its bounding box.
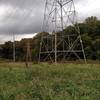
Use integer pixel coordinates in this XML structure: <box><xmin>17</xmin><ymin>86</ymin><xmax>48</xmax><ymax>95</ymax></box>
<box><xmin>13</xmin><ymin>33</ymin><xmax>15</xmax><ymax>62</ymax></box>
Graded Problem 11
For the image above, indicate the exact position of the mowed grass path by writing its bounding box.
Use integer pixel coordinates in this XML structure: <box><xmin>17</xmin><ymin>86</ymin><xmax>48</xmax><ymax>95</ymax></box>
<box><xmin>0</xmin><ymin>63</ymin><xmax>100</xmax><ymax>100</ymax></box>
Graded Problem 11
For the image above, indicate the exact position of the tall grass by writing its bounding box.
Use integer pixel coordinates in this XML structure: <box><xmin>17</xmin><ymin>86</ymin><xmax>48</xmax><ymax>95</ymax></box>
<box><xmin>0</xmin><ymin>63</ymin><xmax>100</xmax><ymax>100</ymax></box>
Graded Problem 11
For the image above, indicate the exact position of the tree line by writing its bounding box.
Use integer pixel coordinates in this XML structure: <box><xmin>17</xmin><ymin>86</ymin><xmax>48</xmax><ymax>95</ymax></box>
<box><xmin>0</xmin><ymin>16</ymin><xmax>100</xmax><ymax>61</ymax></box>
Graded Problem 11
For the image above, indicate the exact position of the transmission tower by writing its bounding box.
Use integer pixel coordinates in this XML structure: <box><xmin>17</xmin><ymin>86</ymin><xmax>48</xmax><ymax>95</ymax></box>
<box><xmin>39</xmin><ymin>0</ymin><xmax>87</xmax><ymax>63</ymax></box>
<box><xmin>25</xmin><ymin>40</ymin><xmax>32</xmax><ymax>67</ymax></box>
<box><xmin>13</xmin><ymin>33</ymin><xmax>15</xmax><ymax>62</ymax></box>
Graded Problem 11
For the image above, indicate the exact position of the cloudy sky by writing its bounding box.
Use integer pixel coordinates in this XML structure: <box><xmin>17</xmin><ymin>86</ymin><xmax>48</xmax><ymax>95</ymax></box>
<box><xmin>0</xmin><ymin>0</ymin><xmax>100</xmax><ymax>44</ymax></box>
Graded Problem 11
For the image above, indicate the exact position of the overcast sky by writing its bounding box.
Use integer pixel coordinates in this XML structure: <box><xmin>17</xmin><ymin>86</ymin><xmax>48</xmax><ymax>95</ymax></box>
<box><xmin>0</xmin><ymin>0</ymin><xmax>100</xmax><ymax>44</ymax></box>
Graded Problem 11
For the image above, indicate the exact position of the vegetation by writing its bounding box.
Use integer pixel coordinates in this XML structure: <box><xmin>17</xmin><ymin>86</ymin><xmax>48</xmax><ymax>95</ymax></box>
<box><xmin>0</xmin><ymin>16</ymin><xmax>100</xmax><ymax>61</ymax></box>
<box><xmin>0</xmin><ymin>16</ymin><xmax>99</xmax><ymax>100</ymax></box>
<box><xmin>0</xmin><ymin>63</ymin><xmax>100</xmax><ymax>100</ymax></box>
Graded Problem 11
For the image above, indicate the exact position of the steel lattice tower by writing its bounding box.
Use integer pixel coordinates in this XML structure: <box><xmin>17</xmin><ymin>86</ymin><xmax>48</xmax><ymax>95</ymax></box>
<box><xmin>39</xmin><ymin>0</ymin><xmax>87</xmax><ymax>63</ymax></box>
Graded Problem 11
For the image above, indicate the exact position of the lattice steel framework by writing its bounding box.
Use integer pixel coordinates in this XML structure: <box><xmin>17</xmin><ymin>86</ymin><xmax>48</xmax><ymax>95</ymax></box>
<box><xmin>39</xmin><ymin>0</ymin><xmax>87</xmax><ymax>63</ymax></box>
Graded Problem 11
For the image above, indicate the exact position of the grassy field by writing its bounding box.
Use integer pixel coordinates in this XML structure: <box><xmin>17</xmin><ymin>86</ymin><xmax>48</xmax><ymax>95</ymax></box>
<box><xmin>0</xmin><ymin>63</ymin><xmax>100</xmax><ymax>100</ymax></box>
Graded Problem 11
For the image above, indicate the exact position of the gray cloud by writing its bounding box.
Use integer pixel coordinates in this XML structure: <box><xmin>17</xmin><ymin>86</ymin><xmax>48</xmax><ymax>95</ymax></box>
<box><xmin>0</xmin><ymin>0</ymin><xmax>100</xmax><ymax>43</ymax></box>
<box><xmin>0</xmin><ymin>0</ymin><xmax>45</xmax><ymax>34</ymax></box>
